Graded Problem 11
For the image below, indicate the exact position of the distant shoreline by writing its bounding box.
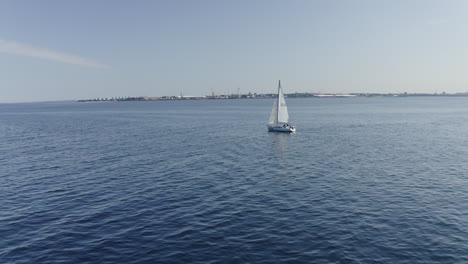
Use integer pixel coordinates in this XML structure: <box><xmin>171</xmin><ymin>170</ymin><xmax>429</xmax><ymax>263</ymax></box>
<box><xmin>77</xmin><ymin>92</ymin><xmax>468</xmax><ymax>102</ymax></box>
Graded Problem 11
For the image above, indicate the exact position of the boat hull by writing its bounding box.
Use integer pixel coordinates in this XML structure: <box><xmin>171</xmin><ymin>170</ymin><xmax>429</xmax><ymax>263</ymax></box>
<box><xmin>267</xmin><ymin>125</ymin><xmax>296</xmax><ymax>133</ymax></box>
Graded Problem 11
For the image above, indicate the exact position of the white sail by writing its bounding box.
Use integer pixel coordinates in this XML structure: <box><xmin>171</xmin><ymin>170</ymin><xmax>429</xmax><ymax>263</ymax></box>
<box><xmin>268</xmin><ymin>96</ymin><xmax>278</xmax><ymax>124</ymax></box>
<box><xmin>277</xmin><ymin>85</ymin><xmax>289</xmax><ymax>124</ymax></box>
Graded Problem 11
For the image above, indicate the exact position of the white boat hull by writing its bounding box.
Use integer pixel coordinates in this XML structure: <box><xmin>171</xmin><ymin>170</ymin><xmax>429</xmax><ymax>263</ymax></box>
<box><xmin>267</xmin><ymin>125</ymin><xmax>296</xmax><ymax>133</ymax></box>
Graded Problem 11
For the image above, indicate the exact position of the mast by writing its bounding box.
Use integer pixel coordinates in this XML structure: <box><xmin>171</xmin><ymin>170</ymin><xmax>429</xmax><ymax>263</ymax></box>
<box><xmin>277</xmin><ymin>80</ymin><xmax>281</xmax><ymax>124</ymax></box>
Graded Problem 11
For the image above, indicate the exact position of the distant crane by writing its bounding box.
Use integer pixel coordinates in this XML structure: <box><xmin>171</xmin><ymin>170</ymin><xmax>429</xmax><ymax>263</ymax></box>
<box><xmin>237</xmin><ymin>88</ymin><xmax>241</xmax><ymax>99</ymax></box>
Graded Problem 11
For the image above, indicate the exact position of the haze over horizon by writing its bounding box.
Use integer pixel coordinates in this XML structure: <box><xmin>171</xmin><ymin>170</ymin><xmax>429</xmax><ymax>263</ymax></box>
<box><xmin>2</xmin><ymin>0</ymin><xmax>468</xmax><ymax>103</ymax></box>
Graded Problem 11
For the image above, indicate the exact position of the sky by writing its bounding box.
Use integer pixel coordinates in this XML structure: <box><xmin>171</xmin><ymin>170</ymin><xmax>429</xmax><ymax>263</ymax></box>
<box><xmin>1</xmin><ymin>0</ymin><xmax>468</xmax><ymax>102</ymax></box>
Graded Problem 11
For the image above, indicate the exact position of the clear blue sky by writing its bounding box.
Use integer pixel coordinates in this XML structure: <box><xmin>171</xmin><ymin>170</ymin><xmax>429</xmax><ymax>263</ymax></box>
<box><xmin>1</xmin><ymin>0</ymin><xmax>468</xmax><ymax>102</ymax></box>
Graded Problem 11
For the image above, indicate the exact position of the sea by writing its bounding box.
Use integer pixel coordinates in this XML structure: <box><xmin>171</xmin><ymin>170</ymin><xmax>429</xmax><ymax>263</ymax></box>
<box><xmin>1</xmin><ymin>96</ymin><xmax>468</xmax><ymax>264</ymax></box>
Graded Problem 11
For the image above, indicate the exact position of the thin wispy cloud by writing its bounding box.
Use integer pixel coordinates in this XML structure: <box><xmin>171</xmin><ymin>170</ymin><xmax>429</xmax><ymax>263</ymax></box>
<box><xmin>0</xmin><ymin>39</ymin><xmax>110</xmax><ymax>69</ymax></box>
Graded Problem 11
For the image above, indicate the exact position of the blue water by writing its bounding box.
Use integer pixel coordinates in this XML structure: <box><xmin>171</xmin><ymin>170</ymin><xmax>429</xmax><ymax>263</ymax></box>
<box><xmin>1</xmin><ymin>97</ymin><xmax>468</xmax><ymax>263</ymax></box>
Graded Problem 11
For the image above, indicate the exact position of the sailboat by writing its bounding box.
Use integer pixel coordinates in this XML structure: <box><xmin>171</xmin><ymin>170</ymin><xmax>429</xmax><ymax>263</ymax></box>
<box><xmin>267</xmin><ymin>80</ymin><xmax>296</xmax><ymax>132</ymax></box>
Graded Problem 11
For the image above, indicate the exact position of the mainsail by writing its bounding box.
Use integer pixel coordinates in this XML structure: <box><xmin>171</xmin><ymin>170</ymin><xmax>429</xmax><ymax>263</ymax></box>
<box><xmin>269</xmin><ymin>80</ymin><xmax>289</xmax><ymax>125</ymax></box>
<box><xmin>277</xmin><ymin>83</ymin><xmax>289</xmax><ymax>124</ymax></box>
